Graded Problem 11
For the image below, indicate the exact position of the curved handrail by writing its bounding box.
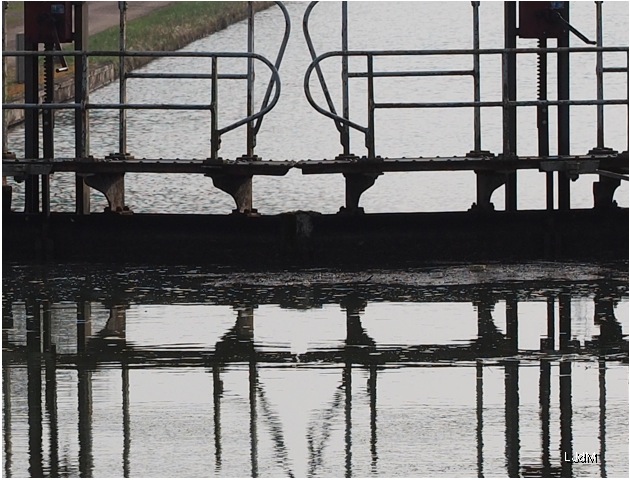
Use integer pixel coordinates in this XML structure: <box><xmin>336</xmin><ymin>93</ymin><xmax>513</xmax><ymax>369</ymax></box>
<box><xmin>303</xmin><ymin>51</ymin><xmax>368</xmax><ymax>135</ymax></box>
<box><xmin>302</xmin><ymin>1</ymin><xmax>344</xmax><ymax>135</ymax></box>
<box><xmin>252</xmin><ymin>1</ymin><xmax>291</xmax><ymax>137</ymax></box>
<box><xmin>217</xmin><ymin>53</ymin><xmax>282</xmax><ymax>136</ymax></box>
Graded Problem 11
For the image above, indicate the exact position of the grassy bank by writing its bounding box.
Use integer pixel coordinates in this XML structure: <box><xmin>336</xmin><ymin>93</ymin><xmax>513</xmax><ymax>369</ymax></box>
<box><xmin>89</xmin><ymin>1</ymin><xmax>273</xmax><ymax>69</ymax></box>
<box><xmin>3</xmin><ymin>1</ymin><xmax>23</xmax><ymax>28</ymax></box>
<box><xmin>5</xmin><ymin>1</ymin><xmax>273</xmax><ymax>101</ymax></box>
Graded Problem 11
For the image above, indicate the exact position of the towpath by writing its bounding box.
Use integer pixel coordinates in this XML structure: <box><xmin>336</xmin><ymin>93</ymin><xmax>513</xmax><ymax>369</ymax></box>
<box><xmin>4</xmin><ymin>1</ymin><xmax>174</xmax><ymax>49</ymax></box>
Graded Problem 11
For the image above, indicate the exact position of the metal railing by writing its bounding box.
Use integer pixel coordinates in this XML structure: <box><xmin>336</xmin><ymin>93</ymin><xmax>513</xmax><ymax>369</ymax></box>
<box><xmin>303</xmin><ymin>2</ymin><xmax>629</xmax><ymax>160</ymax></box>
<box><xmin>2</xmin><ymin>49</ymin><xmax>282</xmax><ymax>161</ymax></box>
<box><xmin>2</xmin><ymin>1</ymin><xmax>291</xmax><ymax>163</ymax></box>
<box><xmin>113</xmin><ymin>1</ymin><xmax>291</xmax><ymax>160</ymax></box>
<box><xmin>304</xmin><ymin>46</ymin><xmax>628</xmax><ymax>159</ymax></box>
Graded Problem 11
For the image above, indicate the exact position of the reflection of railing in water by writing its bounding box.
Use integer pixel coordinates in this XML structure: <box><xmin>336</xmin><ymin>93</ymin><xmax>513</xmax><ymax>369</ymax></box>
<box><xmin>2</xmin><ymin>276</ymin><xmax>628</xmax><ymax>360</ymax></box>
<box><xmin>2</xmin><ymin>284</ymin><xmax>628</xmax><ymax>363</ymax></box>
<box><xmin>2</xmin><ymin>337</ymin><xmax>625</xmax><ymax>476</ymax></box>
<box><xmin>2</xmin><ymin>276</ymin><xmax>628</xmax><ymax>476</ymax></box>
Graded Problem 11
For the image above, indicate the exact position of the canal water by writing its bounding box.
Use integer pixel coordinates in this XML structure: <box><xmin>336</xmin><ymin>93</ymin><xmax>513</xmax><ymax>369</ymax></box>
<box><xmin>3</xmin><ymin>2</ymin><xmax>629</xmax><ymax>478</ymax></box>
<box><xmin>2</xmin><ymin>263</ymin><xmax>629</xmax><ymax>477</ymax></box>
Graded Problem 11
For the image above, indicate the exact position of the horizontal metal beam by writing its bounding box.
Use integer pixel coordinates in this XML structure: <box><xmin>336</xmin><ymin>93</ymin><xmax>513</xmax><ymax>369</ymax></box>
<box><xmin>297</xmin><ymin>153</ymin><xmax>627</xmax><ymax>175</ymax></box>
<box><xmin>602</xmin><ymin>67</ymin><xmax>628</xmax><ymax>74</ymax></box>
<box><xmin>3</xmin><ymin>103</ymin><xmax>212</xmax><ymax>110</ymax></box>
<box><xmin>373</xmin><ymin>99</ymin><xmax>628</xmax><ymax>109</ymax></box>
<box><xmin>303</xmin><ymin>45</ymin><xmax>629</xmax><ymax>61</ymax></box>
<box><xmin>7</xmin><ymin>98</ymin><xmax>626</xmax><ymax>112</ymax></box>
<box><xmin>348</xmin><ymin>69</ymin><xmax>474</xmax><ymax>78</ymax></box>
<box><xmin>2</xmin><ymin>158</ymin><xmax>295</xmax><ymax>176</ymax></box>
<box><xmin>4</xmin><ymin>45</ymin><xmax>628</xmax><ymax>61</ymax></box>
<box><xmin>2</xmin><ymin>50</ymin><xmax>285</xmax><ymax>59</ymax></box>
<box><xmin>4</xmin><ymin>153</ymin><xmax>625</xmax><ymax>177</ymax></box>
<box><xmin>125</xmin><ymin>72</ymin><xmax>249</xmax><ymax>80</ymax></box>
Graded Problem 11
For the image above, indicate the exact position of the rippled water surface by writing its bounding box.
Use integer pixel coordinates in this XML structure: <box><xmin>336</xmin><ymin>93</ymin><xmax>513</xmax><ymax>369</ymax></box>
<box><xmin>3</xmin><ymin>2</ymin><xmax>629</xmax><ymax>478</ymax></box>
<box><xmin>2</xmin><ymin>262</ymin><xmax>629</xmax><ymax>477</ymax></box>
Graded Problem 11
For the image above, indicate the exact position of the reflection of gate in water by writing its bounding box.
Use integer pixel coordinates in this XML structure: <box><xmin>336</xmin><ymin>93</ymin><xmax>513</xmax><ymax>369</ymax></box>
<box><xmin>2</xmin><ymin>279</ymin><xmax>627</xmax><ymax>476</ymax></box>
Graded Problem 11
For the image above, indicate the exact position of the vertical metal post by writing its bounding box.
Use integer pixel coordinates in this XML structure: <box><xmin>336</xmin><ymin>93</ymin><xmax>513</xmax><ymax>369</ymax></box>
<box><xmin>76</xmin><ymin>300</ymin><xmax>92</xmax><ymax>354</ymax></box>
<box><xmin>42</xmin><ymin>300</ymin><xmax>53</xmax><ymax>354</ymax></box>
<box><xmin>246</xmin><ymin>2</ymin><xmax>255</xmax><ymax>157</ymax></box>
<box><xmin>557</xmin><ymin>3</ymin><xmax>571</xmax><ymax>211</ymax></box>
<box><xmin>506</xmin><ymin>295</ymin><xmax>518</xmax><ymax>354</ymax></box>
<box><xmin>2</xmin><ymin>2</ymin><xmax>13</xmax><ymax>215</ymax></box>
<box><xmin>559</xmin><ymin>294</ymin><xmax>572</xmax><ymax>351</ymax></box>
<box><xmin>44</xmin><ymin>316</ymin><xmax>59</xmax><ymax>478</ymax></box>
<box><xmin>472</xmin><ymin>1</ymin><xmax>481</xmax><ymax>152</ymax></box>
<box><xmin>539</xmin><ymin>359</ymin><xmax>551</xmax><ymax>476</ymax></box>
<box><xmin>42</xmin><ymin>45</ymin><xmax>55</xmax><ymax>217</ymax></box>
<box><xmin>537</xmin><ymin>38</ymin><xmax>553</xmax><ymax>211</ymax></box>
<box><xmin>344</xmin><ymin>361</ymin><xmax>352</xmax><ymax>478</ymax></box>
<box><xmin>26</xmin><ymin>301</ymin><xmax>43</xmax><ymax>478</ymax></box>
<box><xmin>595</xmin><ymin>2</ymin><xmax>604</xmax><ymax>149</ymax></box>
<box><xmin>559</xmin><ymin>360</ymin><xmax>572</xmax><ymax>477</ymax></box>
<box><xmin>77</xmin><ymin>368</ymin><xmax>93</xmax><ymax>477</ymax></box>
<box><xmin>74</xmin><ymin>2</ymin><xmax>90</xmax><ymax>214</ymax></box>
<box><xmin>118</xmin><ymin>1</ymin><xmax>128</xmax><ymax>156</ymax></box>
<box><xmin>27</xmin><ymin>353</ymin><xmax>43</xmax><ymax>477</ymax></box>
<box><xmin>503</xmin><ymin>2</ymin><xmax>518</xmax><ymax>211</ymax></box>
<box><xmin>341</xmin><ymin>1</ymin><xmax>350</xmax><ymax>156</ymax></box>
<box><xmin>598</xmin><ymin>359</ymin><xmax>606</xmax><ymax>477</ymax></box>
<box><xmin>2</xmin><ymin>1</ymin><xmax>9</xmax><ymax>155</ymax></box>
<box><xmin>545</xmin><ymin>296</ymin><xmax>555</xmax><ymax>350</ymax></box>
<box><xmin>249</xmin><ymin>360</ymin><xmax>258</xmax><ymax>478</ymax></box>
<box><xmin>24</xmin><ymin>31</ymin><xmax>40</xmax><ymax>213</ymax></box>
<box><xmin>26</xmin><ymin>301</ymin><xmax>42</xmax><ymax>354</ymax></box>
<box><xmin>504</xmin><ymin>362</ymin><xmax>520</xmax><ymax>478</ymax></box>
<box><xmin>210</xmin><ymin>56</ymin><xmax>219</xmax><ymax>161</ymax></box>
<box><xmin>2</xmin><ymin>2</ymin><xmax>15</xmax><ymax>213</ymax></box>
<box><xmin>476</xmin><ymin>361</ymin><xmax>484</xmax><ymax>478</ymax></box>
<box><xmin>213</xmin><ymin>364</ymin><xmax>222</xmax><ymax>473</ymax></box>
<box><xmin>367</xmin><ymin>55</ymin><xmax>375</xmax><ymax>158</ymax></box>
<box><xmin>369</xmin><ymin>363</ymin><xmax>377</xmax><ymax>475</ymax></box>
<box><xmin>122</xmin><ymin>363</ymin><xmax>130</xmax><ymax>478</ymax></box>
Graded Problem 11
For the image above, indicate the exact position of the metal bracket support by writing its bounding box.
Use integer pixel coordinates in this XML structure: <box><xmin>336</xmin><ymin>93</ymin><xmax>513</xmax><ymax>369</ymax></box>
<box><xmin>210</xmin><ymin>174</ymin><xmax>256</xmax><ymax>215</ymax></box>
<box><xmin>2</xmin><ymin>151</ymin><xmax>15</xmax><ymax>213</ymax></box>
<box><xmin>340</xmin><ymin>172</ymin><xmax>381</xmax><ymax>214</ymax></box>
<box><xmin>2</xmin><ymin>182</ymin><xmax>11</xmax><ymax>213</ymax></box>
<box><xmin>539</xmin><ymin>159</ymin><xmax>599</xmax><ymax>180</ymax></box>
<box><xmin>470</xmin><ymin>171</ymin><xmax>508</xmax><ymax>211</ymax></box>
<box><xmin>82</xmin><ymin>173</ymin><xmax>130</xmax><ymax>213</ymax></box>
<box><xmin>593</xmin><ymin>175</ymin><xmax>621</xmax><ymax>209</ymax></box>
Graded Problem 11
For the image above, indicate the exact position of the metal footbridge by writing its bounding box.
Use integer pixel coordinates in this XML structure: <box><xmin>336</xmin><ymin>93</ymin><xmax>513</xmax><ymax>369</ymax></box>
<box><xmin>2</xmin><ymin>1</ymin><xmax>629</xmax><ymax>215</ymax></box>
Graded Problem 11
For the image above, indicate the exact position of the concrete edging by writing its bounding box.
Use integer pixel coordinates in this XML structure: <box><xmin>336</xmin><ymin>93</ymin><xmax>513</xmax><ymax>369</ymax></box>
<box><xmin>6</xmin><ymin>63</ymin><xmax>117</xmax><ymax>127</ymax></box>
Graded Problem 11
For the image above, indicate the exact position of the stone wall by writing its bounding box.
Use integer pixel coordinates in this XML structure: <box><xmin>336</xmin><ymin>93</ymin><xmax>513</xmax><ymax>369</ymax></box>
<box><xmin>6</xmin><ymin>63</ymin><xmax>118</xmax><ymax>127</ymax></box>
